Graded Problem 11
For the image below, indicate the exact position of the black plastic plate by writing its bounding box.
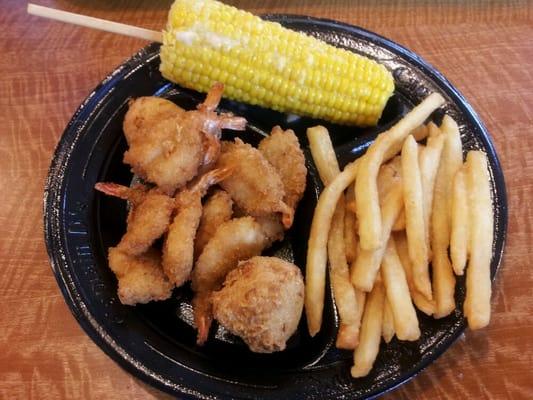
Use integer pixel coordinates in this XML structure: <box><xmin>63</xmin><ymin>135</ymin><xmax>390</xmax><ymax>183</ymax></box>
<box><xmin>43</xmin><ymin>15</ymin><xmax>507</xmax><ymax>399</ymax></box>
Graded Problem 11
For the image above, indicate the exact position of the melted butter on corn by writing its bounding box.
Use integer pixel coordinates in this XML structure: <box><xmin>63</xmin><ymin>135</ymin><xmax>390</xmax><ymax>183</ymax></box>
<box><xmin>173</xmin><ymin>22</ymin><xmax>241</xmax><ymax>49</ymax></box>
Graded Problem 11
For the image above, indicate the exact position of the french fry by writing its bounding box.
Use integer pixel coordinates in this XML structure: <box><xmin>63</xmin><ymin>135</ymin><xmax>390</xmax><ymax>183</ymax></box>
<box><xmin>337</xmin><ymin>323</ymin><xmax>359</xmax><ymax>350</ymax></box>
<box><xmin>394</xmin><ymin>232</ymin><xmax>436</xmax><ymax>315</ymax></box>
<box><xmin>309</xmin><ymin>104</ymin><xmax>493</xmax><ymax>377</ymax></box>
<box><xmin>419</xmin><ymin>133</ymin><xmax>445</xmax><ymax>259</ymax></box>
<box><xmin>388</xmin><ymin>155</ymin><xmax>403</xmax><ymax>171</ymax></box>
<box><xmin>388</xmin><ymin>156</ymin><xmax>406</xmax><ymax>236</ymax></box>
<box><xmin>307</xmin><ymin>126</ymin><xmax>342</xmax><ymax>185</ymax></box>
<box><xmin>390</xmin><ymin>158</ymin><xmax>405</xmax><ymax>232</ymax></box>
<box><xmin>305</xmin><ymin>160</ymin><xmax>359</xmax><ymax>336</ymax></box>
<box><xmin>355</xmin><ymin>289</ymin><xmax>367</xmax><ymax>326</ymax></box>
<box><xmin>431</xmin><ymin>252</ymin><xmax>455</xmax><ymax>317</ymax></box>
<box><xmin>392</xmin><ymin>209</ymin><xmax>406</xmax><ymax>231</ymax></box>
<box><xmin>411</xmin><ymin>124</ymin><xmax>430</xmax><ymax>142</ymax></box>
<box><xmin>440</xmin><ymin>115</ymin><xmax>464</xmax><ymax>225</ymax></box>
<box><xmin>464</xmin><ymin>151</ymin><xmax>493</xmax><ymax>329</ymax></box>
<box><xmin>450</xmin><ymin>166</ymin><xmax>468</xmax><ymax>275</ymax></box>
<box><xmin>308</xmin><ymin>126</ymin><xmax>359</xmax><ymax>345</ymax></box>
<box><xmin>308</xmin><ymin>126</ymin><xmax>358</xmax><ymax>333</ymax></box>
<box><xmin>344</xmin><ymin>184</ymin><xmax>358</xmax><ymax>264</ymax></box>
<box><xmin>382</xmin><ymin>296</ymin><xmax>395</xmax><ymax>343</ymax></box>
<box><xmin>346</xmin><ymin>200</ymin><xmax>357</xmax><ymax>214</ymax></box>
<box><xmin>355</xmin><ymin>93</ymin><xmax>445</xmax><ymax>250</ymax></box>
<box><xmin>328</xmin><ymin>203</ymin><xmax>359</xmax><ymax>327</ymax></box>
<box><xmin>411</xmin><ymin>286</ymin><xmax>436</xmax><ymax>315</ymax></box>
<box><xmin>353</xmin><ymin>232</ymin><xmax>360</xmax><ymax>263</ymax></box>
<box><xmin>377</xmin><ymin>159</ymin><xmax>401</xmax><ymax>200</ymax></box>
<box><xmin>350</xmin><ymin>163</ymin><xmax>402</xmax><ymax>291</ymax></box>
<box><xmin>431</xmin><ymin>115</ymin><xmax>462</xmax><ymax>318</ymax></box>
<box><xmin>427</xmin><ymin>121</ymin><xmax>441</xmax><ymax>138</ymax></box>
<box><xmin>351</xmin><ymin>181</ymin><xmax>403</xmax><ymax>292</ymax></box>
<box><xmin>305</xmin><ymin>126</ymin><xmax>360</xmax><ymax>336</ymax></box>
<box><xmin>337</xmin><ymin>289</ymin><xmax>366</xmax><ymax>349</ymax></box>
<box><xmin>351</xmin><ymin>281</ymin><xmax>385</xmax><ymax>378</ymax></box>
<box><xmin>401</xmin><ymin>135</ymin><xmax>432</xmax><ymax>300</ymax></box>
<box><xmin>381</xmin><ymin>237</ymin><xmax>421</xmax><ymax>341</ymax></box>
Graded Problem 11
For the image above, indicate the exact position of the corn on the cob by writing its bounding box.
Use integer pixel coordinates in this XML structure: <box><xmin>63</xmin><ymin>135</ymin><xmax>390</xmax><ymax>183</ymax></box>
<box><xmin>160</xmin><ymin>0</ymin><xmax>394</xmax><ymax>126</ymax></box>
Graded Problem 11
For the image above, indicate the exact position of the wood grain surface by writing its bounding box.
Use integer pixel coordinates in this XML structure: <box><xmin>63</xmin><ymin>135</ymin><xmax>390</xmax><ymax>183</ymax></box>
<box><xmin>1</xmin><ymin>0</ymin><xmax>532</xmax><ymax>398</ymax></box>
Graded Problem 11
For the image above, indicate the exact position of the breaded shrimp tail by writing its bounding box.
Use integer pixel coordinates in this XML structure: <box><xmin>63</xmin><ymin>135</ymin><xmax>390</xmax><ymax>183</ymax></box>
<box><xmin>279</xmin><ymin>202</ymin><xmax>295</xmax><ymax>229</ymax></box>
<box><xmin>198</xmin><ymin>82</ymin><xmax>224</xmax><ymax>113</ymax></box>
<box><xmin>218</xmin><ymin>115</ymin><xmax>247</xmax><ymax>131</ymax></box>
<box><xmin>195</xmin><ymin>84</ymin><xmax>247</xmax><ymax>173</ymax></box>
<box><xmin>197</xmin><ymin>83</ymin><xmax>247</xmax><ymax>135</ymax></box>
<box><xmin>94</xmin><ymin>182</ymin><xmax>147</xmax><ymax>203</ymax></box>
<box><xmin>196</xmin><ymin>83</ymin><xmax>247</xmax><ymax>133</ymax></box>
<box><xmin>185</xmin><ymin>166</ymin><xmax>233</xmax><ymax>202</ymax></box>
<box><xmin>192</xmin><ymin>294</ymin><xmax>213</xmax><ymax>345</ymax></box>
<box><xmin>201</xmin><ymin>132</ymin><xmax>222</xmax><ymax>167</ymax></box>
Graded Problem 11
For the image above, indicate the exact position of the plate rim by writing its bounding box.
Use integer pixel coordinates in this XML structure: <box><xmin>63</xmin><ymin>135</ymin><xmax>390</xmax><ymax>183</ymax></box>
<box><xmin>43</xmin><ymin>14</ymin><xmax>508</xmax><ymax>400</ymax></box>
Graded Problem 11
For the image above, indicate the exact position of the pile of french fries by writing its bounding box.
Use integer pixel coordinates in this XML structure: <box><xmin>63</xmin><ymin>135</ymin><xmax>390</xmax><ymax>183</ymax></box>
<box><xmin>305</xmin><ymin>93</ymin><xmax>494</xmax><ymax>378</ymax></box>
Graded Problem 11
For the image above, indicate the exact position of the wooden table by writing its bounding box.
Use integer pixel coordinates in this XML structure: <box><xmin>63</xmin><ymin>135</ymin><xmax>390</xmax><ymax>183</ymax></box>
<box><xmin>1</xmin><ymin>0</ymin><xmax>531</xmax><ymax>398</ymax></box>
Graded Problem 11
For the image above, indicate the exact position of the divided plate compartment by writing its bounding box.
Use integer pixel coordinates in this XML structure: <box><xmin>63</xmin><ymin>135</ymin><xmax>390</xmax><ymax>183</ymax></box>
<box><xmin>44</xmin><ymin>16</ymin><xmax>507</xmax><ymax>399</ymax></box>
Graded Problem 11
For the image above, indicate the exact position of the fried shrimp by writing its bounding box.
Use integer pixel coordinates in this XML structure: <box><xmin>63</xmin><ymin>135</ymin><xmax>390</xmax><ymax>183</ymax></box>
<box><xmin>123</xmin><ymin>84</ymin><xmax>246</xmax><ymax>194</ymax></box>
<box><xmin>162</xmin><ymin>168</ymin><xmax>232</xmax><ymax>287</ymax></box>
<box><xmin>95</xmin><ymin>183</ymin><xmax>174</xmax><ymax>256</ymax></box>
<box><xmin>122</xmin><ymin>96</ymin><xmax>185</xmax><ymax>143</ymax></box>
<box><xmin>258</xmin><ymin>126</ymin><xmax>307</xmax><ymax>211</ymax></box>
<box><xmin>191</xmin><ymin>216</ymin><xmax>271</xmax><ymax>344</ymax></box>
<box><xmin>108</xmin><ymin>247</ymin><xmax>173</xmax><ymax>305</ymax></box>
<box><xmin>212</xmin><ymin>256</ymin><xmax>304</xmax><ymax>353</ymax></box>
<box><xmin>215</xmin><ymin>138</ymin><xmax>293</xmax><ymax>228</ymax></box>
<box><xmin>194</xmin><ymin>190</ymin><xmax>233</xmax><ymax>259</ymax></box>
<box><xmin>124</xmin><ymin>115</ymin><xmax>204</xmax><ymax>194</ymax></box>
